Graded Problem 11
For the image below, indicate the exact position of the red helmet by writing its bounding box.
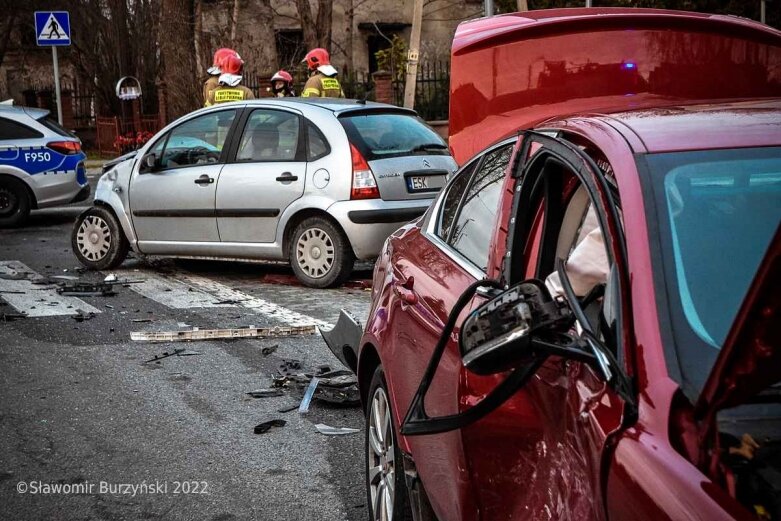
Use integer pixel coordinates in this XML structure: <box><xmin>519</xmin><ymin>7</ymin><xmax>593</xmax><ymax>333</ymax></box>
<box><xmin>302</xmin><ymin>48</ymin><xmax>330</xmax><ymax>70</ymax></box>
<box><xmin>271</xmin><ymin>70</ymin><xmax>293</xmax><ymax>83</ymax></box>
<box><xmin>209</xmin><ymin>48</ymin><xmax>237</xmax><ymax>74</ymax></box>
<box><xmin>221</xmin><ymin>54</ymin><xmax>244</xmax><ymax>76</ymax></box>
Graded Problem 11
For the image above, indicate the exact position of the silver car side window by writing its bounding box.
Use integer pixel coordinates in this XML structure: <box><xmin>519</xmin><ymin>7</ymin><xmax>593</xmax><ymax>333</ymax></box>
<box><xmin>159</xmin><ymin>109</ymin><xmax>236</xmax><ymax>170</ymax></box>
<box><xmin>236</xmin><ymin>109</ymin><xmax>300</xmax><ymax>162</ymax></box>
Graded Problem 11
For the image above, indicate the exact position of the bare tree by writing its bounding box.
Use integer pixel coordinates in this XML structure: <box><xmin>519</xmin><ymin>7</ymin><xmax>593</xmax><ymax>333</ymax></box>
<box><xmin>159</xmin><ymin>0</ymin><xmax>199</xmax><ymax>119</ymax></box>
<box><xmin>343</xmin><ymin>0</ymin><xmax>372</xmax><ymax>75</ymax></box>
<box><xmin>0</xmin><ymin>9</ymin><xmax>17</xmax><ymax>71</ymax></box>
<box><xmin>294</xmin><ymin>0</ymin><xmax>333</xmax><ymax>49</ymax></box>
<box><xmin>229</xmin><ymin>0</ymin><xmax>240</xmax><ymax>43</ymax></box>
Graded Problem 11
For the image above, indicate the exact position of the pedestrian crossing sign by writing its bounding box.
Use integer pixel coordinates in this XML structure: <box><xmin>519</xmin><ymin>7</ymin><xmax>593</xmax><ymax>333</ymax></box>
<box><xmin>35</xmin><ymin>11</ymin><xmax>71</xmax><ymax>47</ymax></box>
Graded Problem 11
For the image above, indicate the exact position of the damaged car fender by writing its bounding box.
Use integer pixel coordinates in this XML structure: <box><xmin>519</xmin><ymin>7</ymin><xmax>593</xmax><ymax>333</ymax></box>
<box><xmin>319</xmin><ymin>309</ymin><xmax>362</xmax><ymax>374</ymax></box>
<box><xmin>92</xmin><ymin>157</ymin><xmax>139</xmax><ymax>251</ymax></box>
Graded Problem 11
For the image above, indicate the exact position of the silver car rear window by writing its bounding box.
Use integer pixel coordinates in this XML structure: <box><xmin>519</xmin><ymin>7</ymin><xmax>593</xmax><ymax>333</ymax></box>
<box><xmin>340</xmin><ymin>112</ymin><xmax>447</xmax><ymax>161</ymax></box>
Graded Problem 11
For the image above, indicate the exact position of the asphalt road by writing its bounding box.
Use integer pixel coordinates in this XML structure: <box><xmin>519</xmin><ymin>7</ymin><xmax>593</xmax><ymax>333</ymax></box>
<box><xmin>0</xmin><ymin>172</ymin><xmax>373</xmax><ymax>520</ymax></box>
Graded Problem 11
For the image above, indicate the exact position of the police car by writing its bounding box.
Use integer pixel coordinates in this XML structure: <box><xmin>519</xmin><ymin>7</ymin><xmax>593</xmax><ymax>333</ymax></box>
<box><xmin>0</xmin><ymin>103</ymin><xmax>88</xmax><ymax>227</ymax></box>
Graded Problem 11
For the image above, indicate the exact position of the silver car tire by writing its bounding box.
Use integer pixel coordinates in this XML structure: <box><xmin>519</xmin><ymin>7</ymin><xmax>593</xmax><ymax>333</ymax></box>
<box><xmin>71</xmin><ymin>206</ymin><xmax>129</xmax><ymax>270</ymax></box>
<box><xmin>366</xmin><ymin>366</ymin><xmax>413</xmax><ymax>521</ymax></box>
<box><xmin>289</xmin><ymin>217</ymin><xmax>354</xmax><ymax>288</ymax></box>
<box><xmin>0</xmin><ymin>177</ymin><xmax>31</xmax><ymax>228</ymax></box>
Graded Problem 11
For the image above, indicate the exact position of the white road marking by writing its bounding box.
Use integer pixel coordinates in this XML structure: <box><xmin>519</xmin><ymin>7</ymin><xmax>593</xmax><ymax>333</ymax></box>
<box><xmin>177</xmin><ymin>272</ymin><xmax>333</xmax><ymax>329</ymax></box>
<box><xmin>0</xmin><ymin>261</ymin><xmax>100</xmax><ymax>317</ymax></box>
<box><xmin>111</xmin><ymin>270</ymin><xmax>236</xmax><ymax>309</ymax></box>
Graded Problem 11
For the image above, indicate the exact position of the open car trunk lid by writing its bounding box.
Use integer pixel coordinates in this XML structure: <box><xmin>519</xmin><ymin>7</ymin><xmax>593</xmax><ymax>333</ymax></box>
<box><xmin>449</xmin><ymin>8</ymin><xmax>781</xmax><ymax>164</ymax></box>
<box><xmin>695</xmin><ymin>225</ymin><xmax>781</xmax><ymax>418</ymax></box>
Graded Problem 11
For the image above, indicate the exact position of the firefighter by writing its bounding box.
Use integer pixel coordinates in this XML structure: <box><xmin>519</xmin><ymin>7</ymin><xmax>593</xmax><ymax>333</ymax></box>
<box><xmin>301</xmin><ymin>48</ymin><xmax>344</xmax><ymax>98</ymax></box>
<box><xmin>270</xmin><ymin>70</ymin><xmax>295</xmax><ymax>97</ymax></box>
<box><xmin>205</xmin><ymin>54</ymin><xmax>255</xmax><ymax>106</ymax></box>
<box><xmin>204</xmin><ymin>48</ymin><xmax>237</xmax><ymax>106</ymax></box>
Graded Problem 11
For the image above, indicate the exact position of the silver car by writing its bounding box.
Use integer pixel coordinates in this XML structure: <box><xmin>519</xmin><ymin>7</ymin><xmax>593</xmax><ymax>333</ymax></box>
<box><xmin>71</xmin><ymin>99</ymin><xmax>457</xmax><ymax>287</ymax></box>
<box><xmin>0</xmin><ymin>104</ymin><xmax>89</xmax><ymax>227</ymax></box>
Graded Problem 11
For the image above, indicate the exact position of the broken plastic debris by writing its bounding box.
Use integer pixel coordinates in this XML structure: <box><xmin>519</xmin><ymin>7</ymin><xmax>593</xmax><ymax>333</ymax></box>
<box><xmin>71</xmin><ymin>310</ymin><xmax>96</xmax><ymax>322</ymax></box>
<box><xmin>104</xmin><ymin>273</ymin><xmax>117</xmax><ymax>282</ymax></box>
<box><xmin>0</xmin><ymin>312</ymin><xmax>27</xmax><ymax>321</ymax></box>
<box><xmin>314</xmin><ymin>423</ymin><xmax>360</xmax><ymax>436</ymax></box>
<box><xmin>261</xmin><ymin>344</ymin><xmax>279</xmax><ymax>356</ymax></box>
<box><xmin>143</xmin><ymin>348</ymin><xmax>201</xmax><ymax>363</ymax></box>
<box><xmin>277</xmin><ymin>404</ymin><xmax>298</xmax><ymax>413</ymax></box>
<box><xmin>58</xmin><ymin>282</ymin><xmax>116</xmax><ymax>297</ymax></box>
<box><xmin>246</xmin><ymin>389</ymin><xmax>284</xmax><ymax>398</ymax></box>
<box><xmin>298</xmin><ymin>377</ymin><xmax>320</xmax><ymax>414</ymax></box>
<box><xmin>253</xmin><ymin>419</ymin><xmax>286</xmax><ymax>434</ymax></box>
<box><xmin>130</xmin><ymin>325</ymin><xmax>317</xmax><ymax>343</ymax></box>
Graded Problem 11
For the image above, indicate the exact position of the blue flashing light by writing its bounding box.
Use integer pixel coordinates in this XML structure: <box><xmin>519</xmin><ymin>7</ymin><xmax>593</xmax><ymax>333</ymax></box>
<box><xmin>622</xmin><ymin>62</ymin><xmax>637</xmax><ymax>70</ymax></box>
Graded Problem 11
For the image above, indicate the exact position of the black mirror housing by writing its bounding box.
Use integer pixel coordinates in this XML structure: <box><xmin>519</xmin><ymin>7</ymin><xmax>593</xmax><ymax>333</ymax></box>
<box><xmin>140</xmin><ymin>153</ymin><xmax>157</xmax><ymax>173</ymax></box>
<box><xmin>460</xmin><ymin>280</ymin><xmax>570</xmax><ymax>375</ymax></box>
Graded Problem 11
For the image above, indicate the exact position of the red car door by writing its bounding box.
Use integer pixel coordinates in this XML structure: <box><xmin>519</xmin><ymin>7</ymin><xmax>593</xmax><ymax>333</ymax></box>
<box><xmin>411</xmin><ymin>133</ymin><xmax>636</xmax><ymax>520</ymax></box>
<box><xmin>475</xmin><ymin>133</ymin><xmax>632</xmax><ymax>520</ymax></box>
<box><xmin>382</xmin><ymin>141</ymin><xmax>516</xmax><ymax>520</ymax></box>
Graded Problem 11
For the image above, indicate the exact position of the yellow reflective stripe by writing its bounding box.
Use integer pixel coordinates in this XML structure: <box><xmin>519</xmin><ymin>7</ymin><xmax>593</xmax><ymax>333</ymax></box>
<box><xmin>214</xmin><ymin>89</ymin><xmax>246</xmax><ymax>102</ymax></box>
<box><xmin>302</xmin><ymin>88</ymin><xmax>321</xmax><ymax>97</ymax></box>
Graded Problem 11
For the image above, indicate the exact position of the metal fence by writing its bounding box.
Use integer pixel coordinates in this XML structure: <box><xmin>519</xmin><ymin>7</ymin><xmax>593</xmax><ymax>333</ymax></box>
<box><xmin>63</xmin><ymin>80</ymin><xmax>96</xmax><ymax>129</ymax></box>
<box><xmin>392</xmin><ymin>60</ymin><xmax>450</xmax><ymax>121</ymax></box>
<box><xmin>96</xmin><ymin>115</ymin><xmax>160</xmax><ymax>157</ymax></box>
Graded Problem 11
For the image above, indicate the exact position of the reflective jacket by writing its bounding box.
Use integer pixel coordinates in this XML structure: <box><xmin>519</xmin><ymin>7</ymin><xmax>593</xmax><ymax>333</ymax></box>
<box><xmin>203</xmin><ymin>76</ymin><xmax>219</xmax><ymax>106</ymax></box>
<box><xmin>205</xmin><ymin>85</ymin><xmax>255</xmax><ymax>106</ymax></box>
<box><xmin>301</xmin><ymin>72</ymin><xmax>344</xmax><ymax>98</ymax></box>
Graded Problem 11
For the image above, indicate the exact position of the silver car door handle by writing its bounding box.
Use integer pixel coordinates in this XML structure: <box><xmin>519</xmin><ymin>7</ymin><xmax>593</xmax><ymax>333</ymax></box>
<box><xmin>194</xmin><ymin>175</ymin><xmax>214</xmax><ymax>185</ymax></box>
<box><xmin>276</xmin><ymin>172</ymin><xmax>298</xmax><ymax>182</ymax></box>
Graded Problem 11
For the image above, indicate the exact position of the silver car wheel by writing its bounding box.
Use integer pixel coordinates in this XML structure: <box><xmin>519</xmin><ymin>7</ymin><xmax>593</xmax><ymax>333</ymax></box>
<box><xmin>76</xmin><ymin>215</ymin><xmax>112</xmax><ymax>262</ymax></box>
<box><xmin>368</xmin><ymin>386</ymin><xmax>395</xmax><ymax>521</ymax></box>
<box><xmin>296</xmin><ymin>227</ymin><xmax>335</xmax><ymax>279</ymax></box>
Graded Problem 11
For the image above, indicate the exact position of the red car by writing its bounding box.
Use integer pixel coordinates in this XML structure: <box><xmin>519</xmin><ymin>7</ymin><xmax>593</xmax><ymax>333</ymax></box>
<box><xmin>323</xmin><ymin>9</ymin><xmax>781</xmax><ymax>521</ymax></box>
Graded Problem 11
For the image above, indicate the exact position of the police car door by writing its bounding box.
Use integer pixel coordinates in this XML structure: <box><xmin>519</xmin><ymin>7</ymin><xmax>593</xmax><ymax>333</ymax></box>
<box><xmin>216</xmin><ymin>107</ymin><xmax>306</xmax><ymax>243</ymax></box>
<box><xmin>130</xmin><ymin>108</ymin><xmax>238</xmax><ymax>248</ymax></box>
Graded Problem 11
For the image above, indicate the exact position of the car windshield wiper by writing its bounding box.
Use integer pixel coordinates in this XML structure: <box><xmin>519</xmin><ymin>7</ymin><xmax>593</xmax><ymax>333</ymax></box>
<box><xmin>409</xmin><ymin>143</ymin><xmax>448</xmax><ymax>153</ymax></box>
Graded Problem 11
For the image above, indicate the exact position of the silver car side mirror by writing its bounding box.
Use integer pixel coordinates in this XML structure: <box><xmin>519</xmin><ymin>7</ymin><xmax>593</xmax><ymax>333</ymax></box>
<box><xmin>140</xmin><ymin>153</ymin><xmax>157</xmax><ymax>173</ymax></box>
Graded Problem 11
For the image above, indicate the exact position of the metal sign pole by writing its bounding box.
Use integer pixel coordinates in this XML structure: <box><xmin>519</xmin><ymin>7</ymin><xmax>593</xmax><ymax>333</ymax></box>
<box><xmin>761</xmin><ymin>0</ymin><xmax>766</xmax><ymax>24</ymax></box>
<box><xmin>586</xmin><ymin>0</ymin><xmax>593</xmax><ymax>7</ymax></box>
<box><xmin>52</xmin><ymin>46</ymin><xmax>63</xmax><ymax>124</ymax></box>
<box><xmin>485</xmin><ymin>0</ymin><xmax>494</xmax><ymax>16</ymax></box>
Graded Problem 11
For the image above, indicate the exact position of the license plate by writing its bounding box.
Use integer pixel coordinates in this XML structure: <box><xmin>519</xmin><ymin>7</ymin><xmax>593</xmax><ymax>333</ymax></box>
<box><xmin>408</xmin><ymin>176</ymin><xmax>429</xmax><ymax>191</ymax></box>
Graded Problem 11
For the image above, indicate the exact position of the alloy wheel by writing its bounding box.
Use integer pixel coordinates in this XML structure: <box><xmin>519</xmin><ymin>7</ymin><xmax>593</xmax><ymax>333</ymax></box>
<box><xmin>76</xmin><ymin>215</ymin><xmax>112</xmax><ymax>262</ymax></box>
<box><xmin>0</xmin><ymin>186</ymin><xmax>18</xmax><ymax>217</ymax></box>
<box><xmin>368</xmin><ymin>386</ymin><xmax>395</xmax><ymax>521</ymax></box>
<box><xmin>296</xmin><ymin>227</ymin><xmax>335</xmax><ymax>279</ymax></box>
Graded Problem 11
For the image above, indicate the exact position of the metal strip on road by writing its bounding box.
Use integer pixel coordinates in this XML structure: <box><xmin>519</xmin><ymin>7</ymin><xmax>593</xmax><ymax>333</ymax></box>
<box><xmin>111</xmin><ymin>270</ymin><xmax>237</xmax><ymax>309</ymax></box>
<box><xmin>176</xmin><ymin>272</ymin><xmax>333</xmax><ymax>329</ymax></box>
<box><xmin>0</xmin><ymin>261</ymin><xmax>101</xmax><ymax>317</ymax></box>
<box><xmin>130</xmin><ymin>324</ymin><xmax>318</xmax><ymax>343</ymax></box>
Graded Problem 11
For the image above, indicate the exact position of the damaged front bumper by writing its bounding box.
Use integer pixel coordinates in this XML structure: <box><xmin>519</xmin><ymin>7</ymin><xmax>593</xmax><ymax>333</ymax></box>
<box><xmin>319</xmin><ymin>309</ymin><xmax>362</xmax><ymax>373</ymax></box>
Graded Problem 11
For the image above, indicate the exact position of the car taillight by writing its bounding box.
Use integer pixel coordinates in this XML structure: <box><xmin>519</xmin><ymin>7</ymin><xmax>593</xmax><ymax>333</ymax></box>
<box><xmin>350</xmin><ymin>143</ymin><xmax>380</xmax><ymax>200</ymax></box>
<box><xmin>47</xmin><ymin>141</ymin><xmax>81</xmax><ymax>155</ymax></box>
